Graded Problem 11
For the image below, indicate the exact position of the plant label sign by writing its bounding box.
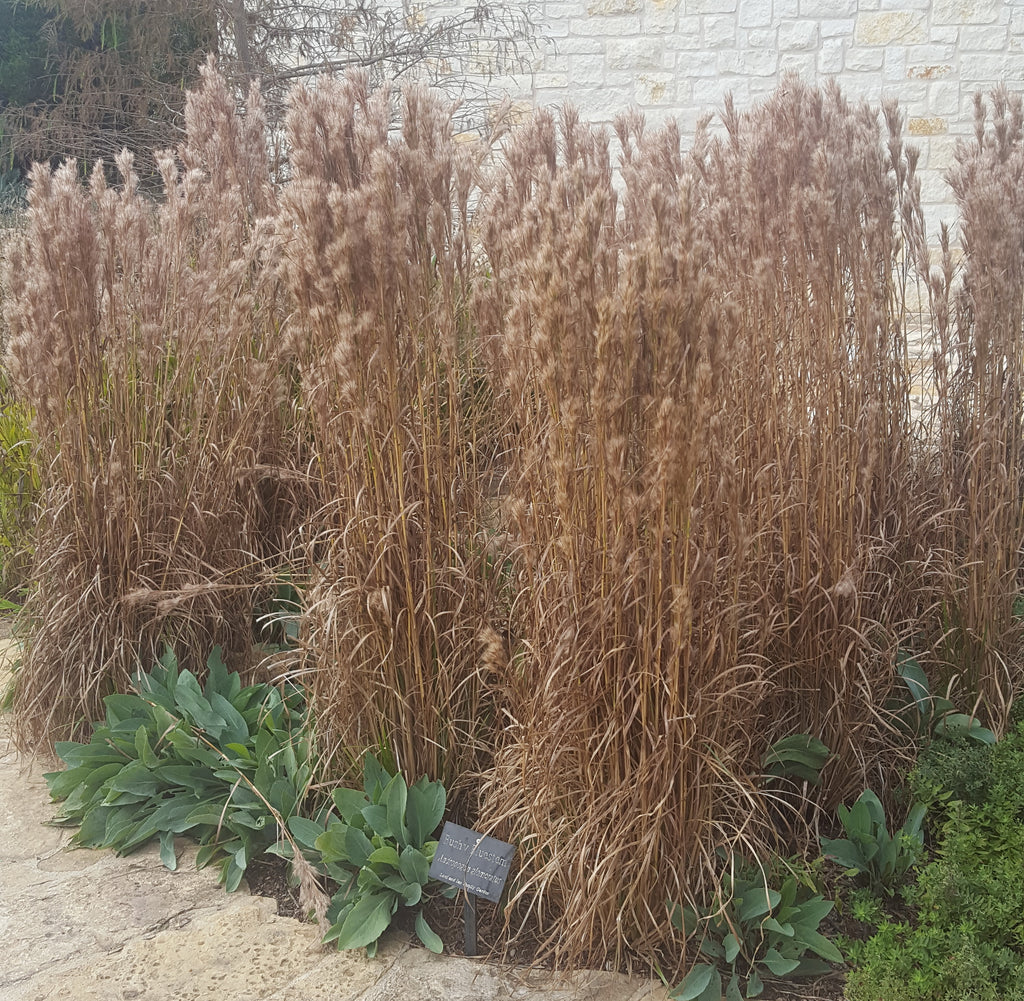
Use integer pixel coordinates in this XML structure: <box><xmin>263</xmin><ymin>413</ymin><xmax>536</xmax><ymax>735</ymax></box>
<box><xmin>428</xmin><ymin>822</ymin><xmax>514</xmax><ymax>904</ymax></box>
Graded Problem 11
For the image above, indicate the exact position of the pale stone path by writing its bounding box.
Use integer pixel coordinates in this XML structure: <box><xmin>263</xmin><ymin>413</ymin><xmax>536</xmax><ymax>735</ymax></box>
<box><xmin>0</xmin><ymin>638</ymin><xmax>667</xmax><ymax>1001</ymax></box>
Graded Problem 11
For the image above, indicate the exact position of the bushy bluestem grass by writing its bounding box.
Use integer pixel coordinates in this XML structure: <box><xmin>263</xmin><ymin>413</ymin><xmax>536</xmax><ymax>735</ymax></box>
<box><xmin>5</xmin><ymin>67</ymin><xmax>1024</xmax><ymax>976</ymax></box>
<box><xmin>2</xmin><ymin>60</ymin><xmax>302</xmax><ymax>743</ymax></box>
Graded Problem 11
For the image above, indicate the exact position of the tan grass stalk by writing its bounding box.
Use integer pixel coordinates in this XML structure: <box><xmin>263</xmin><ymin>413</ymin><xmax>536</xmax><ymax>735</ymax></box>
<box><xmin>280</xmin><ymin>75</ymin><xmax>506</xmax><ymax>794</ymax></box>
<box><xmin>2</xmin><ymin>60</ymin><xmax>299</xmax><ymax>746</ymax></box>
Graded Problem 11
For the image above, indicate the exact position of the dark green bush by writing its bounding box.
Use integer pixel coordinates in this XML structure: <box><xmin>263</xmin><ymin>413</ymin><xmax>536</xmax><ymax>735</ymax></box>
<box><xmin>848</xmin><ymin>723</ymin><xmax>1024</xmax><ymax>1000</ymax></box>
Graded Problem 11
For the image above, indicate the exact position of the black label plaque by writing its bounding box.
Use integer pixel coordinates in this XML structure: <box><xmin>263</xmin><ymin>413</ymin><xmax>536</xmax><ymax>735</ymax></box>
<box><xmin>428</xmin><ymin>821</ymin><xmax>514</xmax><ymax>904</ymax></box>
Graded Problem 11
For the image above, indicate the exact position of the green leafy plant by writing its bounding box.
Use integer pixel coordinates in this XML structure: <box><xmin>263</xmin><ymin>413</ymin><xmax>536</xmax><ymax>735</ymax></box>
<box><xmin>762</xmin><ymin>734</ymin><xmax>831</xmax><ymax>786</ymax></box>
<box><xmin>669</xmin><ymin>859</ymin><xmax>842</xmax><ymax>1001</ymax></box>
<box><xmin>847</xmin><ymin>720</ymin><xmax>1024</xmax><ymax>1000</ymax></box>
<box><xmin>891</xmin><ymin>652</ymin><xmax>996</xmax><ymax>744</ymax></box>
<box><xmin>45</xmin><ymin>646</ymin><xmax>311</xmax><ymax>891</ymax></box>
<box><xmin>279</xmin><ymin>753</ymin><xmax>450</xmax><ymax>956</ymax></box>
<box><xmin>820</xmin><ymin>790</ymin><xmax>925</xmax><ymax>895</ymax></box>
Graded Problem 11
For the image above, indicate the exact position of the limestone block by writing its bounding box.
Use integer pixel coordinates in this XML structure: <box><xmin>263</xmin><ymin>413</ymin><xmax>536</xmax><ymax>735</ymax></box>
<box><xmin>884</xmin><ymin>47</ymin><xmax>908</xmax><ymax>81</ymax></box>
<box><xmin>779</xmin><ymin>51</ymin><xmax>817</xmax><ymax>75</ymax></box>
<box><xmin>677</xmin><ymin>50</ymin><xmax>720</xmax><ymax>76</ymax></box>
<box><xmin>907</xmin><ymin>64</ymin><xmax>954</xmax><ymax>80</ymax></box>
<box><xmin>960</xmin><ymin>51</ymin><xmax>1024</xmax><ymax>81</ymax></box>
<box><xmin>737</xmin><ymin>0</ymin><xmax>772</xmax><ymax>27</ymax></box>
<box><xmin>928</xmin><ymin>81</ymin><xmax>963</xmax><ymax>117</ymax></box>
<box><xmin>685</xmin><ymin>0</ymin><xmax>736</xmax><ymax>13</ymax></box>
<box><xmin>533</xmin><ymin>71</ymin><xmax>572</xmax><ymax>89</ymax></box>
<box><xmin>571</xmin><ymin>14</ymin><xmax>641</xmax><ymax>34</ymax></box>
<box><xmin>801</xmin><ymin>0</ymin><xmax>856</xmax><ymax>15</ymax></box>
<box><xmin>588</xmin><ymin>0</ymin><xmax>641</xmax><ymax>13</ymax></box>
<box><xmin>845</xmin><ymin>47</ymin><xmax>885</xmax><ymax>71</ymax></box>
<box><xmin>607</xmin><ymin>38</ymin><xmax>666</xmax><ymax>69</ymax></box>
<box><xmin>820</xmin><ymin>18</ymin><xmax>856</xmax><ymax>36</ymax></box>
<box><xmin>692</xmin><ymin>75</ymin><xmax>752</xmax><ymax>107</ymax></box>
<box><xmin>717</xmin><ymin>47</ymin><xmax>779</xmax><ymax>75</ymax></box>
<box><xmin>703</xmin><ymin>14</ymin><xmax>736</xmax><ymax>46</ymax></box>
<box><xmin>672</xmin><ymin>16</ymin><xmax>705</xmax><ymax>46</ymax></box>
<box><xmin>644</xmin><ymin>0</ymin><xmax>679</xmax><ymax>33</ymax></box>
<box><xmin>557</xmin><ymin>35</ymin><xmax>608</xmax><ymax>54</ymax></box>
<box><xmin>571</xmin><ymin>52</ymin><xmax>608</xmax><ymax>86</ymax></box>
<box><xmin>778</xmin><ymin>19</ymin><xmax>819</xmax><ymax>50</ymax></box>
<box><xmin>958</xmin><ymin>24</ymin><xmax>1010</xmax><ymax>50</ymax></box>
<box><xmin>635</xmin><ymin>72</ymin><xmax>676</xmax><ymax>104</ymax></box>
<box><xmin>854</xmin><ymin>12</ymin><xmax>927</xmax><ymax>45</ymax></box>
<box><xmin>908</xmin><ymin>116</ymin><xmax>948</xmax><ymax>136</ymax></box>
<box><xmin>820</xmin><ymin>37</ymin><xmax>845</xmax><ymax>73</ymax></box>
<box><xmin>744</xmin><ymin>28</ymin><xmax>778</xmax><ymax>48</ymax></box>
<box><xmin>933</xmin><ymin>0</ymin><xmax>1000</xmax><ymax>24</ymax></box>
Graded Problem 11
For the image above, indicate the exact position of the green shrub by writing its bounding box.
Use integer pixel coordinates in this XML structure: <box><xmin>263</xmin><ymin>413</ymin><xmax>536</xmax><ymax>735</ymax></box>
<box><xmin>848</xmin><ymin>724</ymin><xmax>1024</xmax><ymax>1000</ymax></box>
<box><xmin>908</xmin><ymin>734</ymin><xmax>994</xmax><ymax>813</ymax></box>
<box><xmin>279</xmin><ymin>753</ymin><xmax>451</xmax><ymax>956</ymax></box>
<box><xmin>45</xmin><ymin>646</ymin><xmax>311</xmax><ymax>891</ymax></box>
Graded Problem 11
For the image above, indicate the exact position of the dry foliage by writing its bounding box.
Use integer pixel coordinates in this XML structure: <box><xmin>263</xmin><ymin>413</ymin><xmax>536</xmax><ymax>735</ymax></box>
<box><xmin>2</xmin><ymin>61</ymin><xmax>299</xmax><ymax>743</ymax></box>
<box><xmin>4</xmin><ymin>68</ymin><xmax>1024</xmax><ymax>975</ymax></box>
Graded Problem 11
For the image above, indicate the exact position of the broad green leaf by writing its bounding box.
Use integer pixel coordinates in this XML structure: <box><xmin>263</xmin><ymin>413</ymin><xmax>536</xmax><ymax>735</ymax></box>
<box><xmin>670</xmin><ymin>964</ymin><xmax>720</xmax><ymax>1001</ymax></box>
<box><xmin>726</xmin><ymin>973</ymin><xmax>743</xmax><ymax>1001</ymax></box>
<box><xmin>800</xmin><ymin>928</ymin><xmax>844</xmax><ymax>963</ymax></box>
<box><xmin>738</xmin><ymin>886</ymin><xmax>779</xmax><ymax>921</ymax></box>
<box><xmin>415</xmin><ymin>910</ymin><xmax>443</xmax><ymax>953</ymax></box>
<box><xmin>223</xmin><ymin>856</ymin><xmax>245</xmax><ymax>892</ymax></box>
<box><xmin>288</xmin><ymin>816</ymin><xmax>326</xmax><ymax>849</ymax></box>
<box><xmin>345</xmin><ymin>825</ymin><xmax>374</xmax><ymax>868</ymax></box>
<box><xmin>762</xmin><ymin>917</ymin><xmax>793</xmax><ymax>937</ymax></box>
<box><xmin>107</xmin><ymin>762</ymin><xmax>160</xmax><ymax>798</ymax></box>
<box><xmin>791</xmin><ymin>897</ymin><xmax>833</xmax><ymax>926</ymax></box>
<box><xmin>384</xmin><ymin>774</ymin><xmax>409</xmax><ymax>847</ymax></box>
<box><xmin>746</xmin><ymin>967</ymin><xmax>764</xmax><ymax>998</ymax></box>
<box><xmin>723</xmin><ymin>932</ymin><xmax>740</xmax><ymax>964</ymax></box>
<box><xmin>761</xmin><ymin>948</ymin><xmax>801</xmax><ymax>976</ymax></box>
<box><xmin>209</xmin><ymin>692</ymin><xmax>250</xmax><ymax>746</ymax></box>
<box><xmin>159</xmin><ymin>830</ymin><xmax>178</xmax><ymax>870</ymax></box>
<box><xmin>315</xmin><ymin>826</ymin><xmax>352</xmax><ymax>865</ymax></box>
<box><xmin>820</xmin><ymin>837</ymin><xmax>865</xmax><ymax>872</ymax></box>
<box><xmin>363</xmin><ymin>754</ymin><xmax>391</xmax><ymax>802</ymax></box>
<box><xmin>789</xmin><ymin>958</ymin><xmax>833</xmax><ymax>977</ymax></box>
<box><xmin>331</xmin><ymin>890</ymin><xmax>395</xmax><ymax>951</ymax></box>
<box><xmin>361</xmin><ymin>804</ymin><xmax>390</xmax><ymax>838</ymax></box>
<box><xmin>399</xmin><ymin>846</ymin><xmax>429</xmax><ymax>887</ymax></box>
<box><xmin>935</xmin><ymin>713</ymin><xmax>996</xmax><ymax>744</ymax></box>
<box><xmin>368</xmin><ymin>844</ymin><xmax>401</xmax><ymax>869</ymax></box>
<box><xmin>406</xmin><ymin>780</ymin><xmax>445</xmax><ymax>846</ymax></box>
<box><xmin>333</xmin><ymin>787</ymin><xmax>369</xmax><ymax>823</ymax></box>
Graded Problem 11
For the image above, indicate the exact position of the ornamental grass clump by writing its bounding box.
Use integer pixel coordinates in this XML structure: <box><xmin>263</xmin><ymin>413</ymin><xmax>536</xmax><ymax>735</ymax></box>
<box><xmin>1</xmin><ymin>60</ymin><xmax>303</xmax><ymax>746</ymax></box>
<box><xmin>473</xmin><ymin>81</ymin><xmax>930</xmax><ymax>973</ymax></box>
<box><xmin>279</xmin><ymin>75</ymin><xmax>509</xmax><ymax>794</ymax></box>
<box><xmin>923</xmin><ymin>87</ymin><xmax>1024</xmax><ymax>719</ymax></box>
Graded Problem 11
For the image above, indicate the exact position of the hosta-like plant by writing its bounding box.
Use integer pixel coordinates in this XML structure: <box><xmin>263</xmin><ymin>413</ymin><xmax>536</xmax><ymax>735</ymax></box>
<box><xmin>670</xmin><ymin>862</ymin><xmax>842</xmax><ymax>1001</ymax></box>
<box><xmin>45</xmin><ymin>646</ymin><xmax>311</xmax><ymax>891</ymax></box>
<box><xmin>281</xmin><ymin>753</ymin><xmax>450</xmax><ymax>956</ymax></box>
<box><xmin>820</xmin><ymin>789</ymin><xmax>925</xmax><ymax>895</ymax></box>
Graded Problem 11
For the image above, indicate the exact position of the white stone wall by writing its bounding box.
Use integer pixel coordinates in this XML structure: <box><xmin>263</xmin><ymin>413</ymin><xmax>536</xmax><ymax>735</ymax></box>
<box><xmin>492</xmin><ymin>0</ymin><xmax>1024</xmax><ymax>237</ymax></box>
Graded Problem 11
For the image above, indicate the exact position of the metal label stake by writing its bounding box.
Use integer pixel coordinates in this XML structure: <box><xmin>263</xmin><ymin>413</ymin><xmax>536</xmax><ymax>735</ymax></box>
<box><xmin>464</xmin><ymin>894</ymin><xmax>478</xmax><ymax>956</ymax></box>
